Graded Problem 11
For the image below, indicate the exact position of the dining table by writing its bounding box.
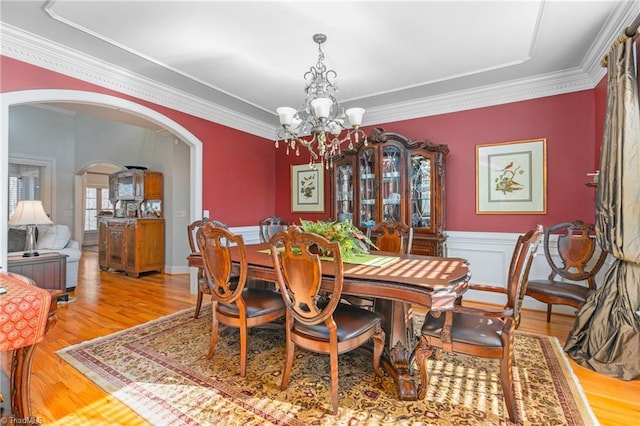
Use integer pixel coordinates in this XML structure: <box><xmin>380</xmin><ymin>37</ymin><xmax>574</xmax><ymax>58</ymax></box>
<box><xmin>187</xmin><ymin>242</ymin><xmax>471</xmax><ymax>401</ymax></box>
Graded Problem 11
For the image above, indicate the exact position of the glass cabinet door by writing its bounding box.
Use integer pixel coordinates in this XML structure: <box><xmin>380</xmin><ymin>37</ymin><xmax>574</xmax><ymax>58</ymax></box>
<box><xmin>334</xmin><ymin>162</ymin><xmax>354</xmax><ymax>222</ymax></box>
<box><xmin>410</xmin><ymin>153</ymin><xmax>431</xmax><ymax>229</ymax></box>
<box><xmin>359</xmin><ymin>147</ymin><xmax>376</xmax><ymax>227</ymax></box>
<box><xmin>116</xmin><ymin>173</ymin><xmax>134</xmax><ymax>199</ymax></box>
<box><xmin>381</xmin><ymin>145</ymin><xmax>402</xmax><ymax>223</ymax></box>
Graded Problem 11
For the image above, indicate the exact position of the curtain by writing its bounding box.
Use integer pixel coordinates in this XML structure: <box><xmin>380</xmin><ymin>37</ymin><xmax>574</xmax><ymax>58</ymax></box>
<box><xmin>564</xmin><ymin>36</ymin><xmax>640</xmax><ymax>380</ymax></box>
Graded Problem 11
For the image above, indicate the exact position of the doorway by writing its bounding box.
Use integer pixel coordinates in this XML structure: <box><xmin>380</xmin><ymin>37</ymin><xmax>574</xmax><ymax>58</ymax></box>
<box><xmin>2</xmin><ymin>89</ymin><xmax>203</xmax><ymax>293</ymax></box>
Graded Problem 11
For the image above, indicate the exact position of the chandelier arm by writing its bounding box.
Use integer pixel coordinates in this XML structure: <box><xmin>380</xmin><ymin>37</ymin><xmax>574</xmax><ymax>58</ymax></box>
<box><xmin>275</xmin><ymin>33</ymin><xmax>365</xmax><ymax>166</ymax></box>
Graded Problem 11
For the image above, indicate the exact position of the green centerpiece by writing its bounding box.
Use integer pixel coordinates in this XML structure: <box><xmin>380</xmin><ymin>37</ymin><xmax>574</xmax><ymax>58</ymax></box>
<box><xmin>299</xmin><ymin>219</ymin><xmax>376</xmax><ymax>259</ymax></box>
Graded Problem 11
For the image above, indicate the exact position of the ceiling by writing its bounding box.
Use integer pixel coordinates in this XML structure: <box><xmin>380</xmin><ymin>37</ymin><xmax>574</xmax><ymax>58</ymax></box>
<box><xmin>1</xmin><ymin>1</ymin><xmax>639</xmax><ymax>136</ymax></box>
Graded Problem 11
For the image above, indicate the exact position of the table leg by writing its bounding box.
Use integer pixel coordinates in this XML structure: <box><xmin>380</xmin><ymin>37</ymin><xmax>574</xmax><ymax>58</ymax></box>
<box><xmin>10</xmin><ymin>344</ymin><xmax>37</xmax><ymax>419</ymax></box>
<box><xmin>373</xmin><ymin>298</ymin><xmax>419</xmax><ymax>400</ymax></box>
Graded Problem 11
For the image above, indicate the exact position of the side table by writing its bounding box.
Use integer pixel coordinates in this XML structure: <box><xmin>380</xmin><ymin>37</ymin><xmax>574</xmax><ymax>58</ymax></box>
<box><xmin>7</xmin><ymin>253</ymin><xmax>68</xmax><ymax>301</ymax></box>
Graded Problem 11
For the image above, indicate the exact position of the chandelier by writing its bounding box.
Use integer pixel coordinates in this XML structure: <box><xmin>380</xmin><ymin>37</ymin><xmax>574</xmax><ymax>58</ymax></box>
<box><xmin>275</xmin><ymin>33</ymin><xmax>367</xmax><ymax>168</ymax></box>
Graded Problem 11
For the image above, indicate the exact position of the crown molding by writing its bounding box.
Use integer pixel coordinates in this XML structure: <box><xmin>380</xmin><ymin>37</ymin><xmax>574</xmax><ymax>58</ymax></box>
<box><xmin>362</xmin><ymin>68</ymin><xmax>596</xmax><ymax>125</ymax></box>
<box><xmin>3</xmin><ymin>6</ymin><xmax>634</xmax><ymax>137</ymax></box>
<box><xmin>0</xmin><ymin>23</ymin><xmax>276</xmax><ymax>140</ymax></box>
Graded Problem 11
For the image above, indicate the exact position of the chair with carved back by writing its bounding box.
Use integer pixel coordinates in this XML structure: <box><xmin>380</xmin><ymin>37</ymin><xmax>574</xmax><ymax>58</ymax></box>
<box><xmin>259</xmin><ymin>216</ymin><xmax>289</xmax><ymax>243</ymax></box>
<box><xmin>366</xmin><ymin>220</ymin><xmax>414</xmax><ymax>254</ymax></box>
<box><xmin>346</xmin><ymin>220</ymin><xmax>413</xmax><ymax>309</ymax></box>
<box><xmin>187</xmin><ymin>218</ymin><xmax>232</xmax><ymax>318</ymax></box>
<box><xmin>414</xmin><ymin>226</ymin><xmax>543</xmax><ymax>424</ymax></box>
<box><xmin>525</xmin><ymin>220</ymin><xmax>607</xmax><ymax>322</ymax></box>
<box><xmin>196</xmin><ymin>223</ymin><xmax>286</xmax><ymax>377</ymax></box>
<box><xmin>269</xmin><ymin>225</ymin><xmax>385</xmax><ymax>415</ymax></box>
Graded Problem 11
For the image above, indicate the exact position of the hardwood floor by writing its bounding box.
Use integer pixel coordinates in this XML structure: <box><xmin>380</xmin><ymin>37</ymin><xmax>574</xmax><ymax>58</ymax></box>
<box><xmin>4</xmin><ymin>250</ymin><xmax>639</xmax><ymax>425</ymax></box>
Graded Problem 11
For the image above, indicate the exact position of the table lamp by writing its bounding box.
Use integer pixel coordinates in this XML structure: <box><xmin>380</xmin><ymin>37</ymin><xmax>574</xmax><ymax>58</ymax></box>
<box><xmin>8</xmin><ymin>200</ymin><xmax>53</xmax><ymax>257</ymax></box>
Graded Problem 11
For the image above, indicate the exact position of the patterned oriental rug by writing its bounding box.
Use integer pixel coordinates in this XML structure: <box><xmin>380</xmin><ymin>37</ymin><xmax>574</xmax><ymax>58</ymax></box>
<box><xmin>57</xmin><ymin>306</ymin><xmax>597</xmax><ymax>425</ymax></box>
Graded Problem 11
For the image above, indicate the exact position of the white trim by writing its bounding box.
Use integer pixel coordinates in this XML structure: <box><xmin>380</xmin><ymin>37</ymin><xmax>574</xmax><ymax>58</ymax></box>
<box><xmin>1</xmin><ymin>23</ymin><xmax>275</xmax><ymax>140</ymax></box>
<box><xmin>8</xmin><ymin>153</ymin><xmax>56</xmax><ymax>221</ymax></box>
<box><xmin>3</xmin><ymin>0</ymin><xmax>640</xmax><ymax>138</ymax></box>
<box><xmin>1</xmin><ymin>90</ymin><xmax>203</xmax><ymax>295</ymax></box>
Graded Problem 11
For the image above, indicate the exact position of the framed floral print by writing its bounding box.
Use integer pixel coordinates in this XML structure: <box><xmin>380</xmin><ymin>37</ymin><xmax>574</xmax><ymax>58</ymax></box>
<box><xmin>291</xmin><ymin>164</ymin><xmax>325</xmax><ymax>212</ymax></box>
<box><xmin>476</xmin><ymin>138</ymin><xmax>547</xmax><ymax>214</ymax></box>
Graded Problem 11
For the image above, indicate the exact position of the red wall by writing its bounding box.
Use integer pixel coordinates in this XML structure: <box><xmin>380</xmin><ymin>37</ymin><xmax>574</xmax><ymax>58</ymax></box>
<box><xmin>2</xmin><ymin>56</ymin><xmax>601</xmax><ymax>232</ymax></box>
<box><xmin>1</xmin><ymin>56</ymin><xmax>276</xmax><ymax>226</ymax></box>
<box><xmin>276</xmin><ymin>91</ymin><xmax>600</xmax><ymax>232</ymax></box>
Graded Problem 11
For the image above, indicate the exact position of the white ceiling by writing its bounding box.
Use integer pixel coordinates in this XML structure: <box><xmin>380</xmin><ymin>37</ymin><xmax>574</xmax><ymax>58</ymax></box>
<box><xmin>1</xmin><ymin>1</ymin><xmax>639</xmax><ymax>134</ymax></box>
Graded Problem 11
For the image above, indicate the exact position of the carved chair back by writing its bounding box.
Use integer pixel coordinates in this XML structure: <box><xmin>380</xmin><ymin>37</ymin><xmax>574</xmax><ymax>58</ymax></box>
<box><xmin>196</xmin><ymin>224</ymin><xmax>247</xmax><ymax>305</ymax></box>
<box><xmin>259</xmin><ymin>216</ymin><xmax>289</xmax><ymax>243</ymax></box>
<box><xmin>270</xmin><ymin>225</ymin><xmax>343</xmax><ymax>325</ymax></box>
<box><xmin>187</xmin><ymin>218</ymin><xmax>229</xmax><ymax>253</ymax></box>
<box><xmin>544</xmin><ymin>220</ymin><xmax>607</xmax><ymax>289</ymax></box>
<box><xmin>366</xmin><ymin>220</ymin><xmax>414</xmax><ymax>254</ymax></box>
<box><xmin>416</xmin><ymin>225</ymin><xmax>543</xmax><ymax>423</ymax></box>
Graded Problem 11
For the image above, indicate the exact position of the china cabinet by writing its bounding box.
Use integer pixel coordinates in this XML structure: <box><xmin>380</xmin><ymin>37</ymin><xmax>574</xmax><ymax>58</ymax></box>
<box><xmin>330</xmin><ymin>128</ymin><xmax>449</xmax><ymax>256</ymax></box>
<box><xmin>99</xmin><ymin>169</ymin><xmax>164</xmax><ymax>277</ymax></box>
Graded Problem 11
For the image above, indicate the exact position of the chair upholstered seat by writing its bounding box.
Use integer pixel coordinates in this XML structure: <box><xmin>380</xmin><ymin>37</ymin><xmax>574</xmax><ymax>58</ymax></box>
<box><xmin>217</xmin><ymin>288</ymin><xmax>287</xmax><ymax>318</ymax></box>
<box><xmin>196</xmin><ymin>223</ymin><xmax>286</xmax><ymax>377</ymax></box>
<box><xmin>415</xmin><ymin>226</ymin><xmax>543</xmax><ymax>424</ymax></box>
<box><xmin>524</xmin><ymin>220</ymin><xmax>606</xmax><ymax>322</ymax></box>
<box><xmin>270</xmin><ymin>225</ymin><xmax>385</xmax><ymax>415</ymax></box>
<box><xmin>526</xmin><ymin>280</ymin><xmax>594</xmax><ymax>305</ymax></box>
<box><xmin>188</xmin><ymin>218</ymin><xmax>234</xmax><ymax>319</ymax></box>
<box><xmin>421</xmin><ymin>312</ymin><xmax>503</xmax><ymax>348</ymax></box>
<box><xmin>294</xmin><ymin>303</ymin><xmax>382</xmax><ymax>341</ymax></box>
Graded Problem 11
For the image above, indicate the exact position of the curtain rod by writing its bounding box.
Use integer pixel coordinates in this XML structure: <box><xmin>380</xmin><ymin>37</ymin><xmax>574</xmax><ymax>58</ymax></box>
<box><xmin>624</xmin><ymin>14</ymin><xmax>640</xmax><ymax>37</ymax></box>
<box><xmin>601</xmin><ymin>14</ymin><xmax>640</xmax><ymax>67</ymax></box>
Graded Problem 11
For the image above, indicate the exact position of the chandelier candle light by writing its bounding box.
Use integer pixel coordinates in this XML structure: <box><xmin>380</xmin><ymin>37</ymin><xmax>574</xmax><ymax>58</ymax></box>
<box><xmin>276</xmin><ymin>34</ymin><xmax>367</xmax><ymax>168</ymax></box>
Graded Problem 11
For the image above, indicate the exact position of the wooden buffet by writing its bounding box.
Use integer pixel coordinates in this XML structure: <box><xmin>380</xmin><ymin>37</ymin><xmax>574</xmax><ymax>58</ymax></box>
<box><xmin>98</xmin><ymin>169</ymin><xmax>164</xmax><ymax>277</ymax></box>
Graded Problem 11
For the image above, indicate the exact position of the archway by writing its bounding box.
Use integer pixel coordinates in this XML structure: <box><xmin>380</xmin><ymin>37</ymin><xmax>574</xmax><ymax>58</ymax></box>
<box><xmin>75</xmin><ymin>162</ymin><xmax>123</xmax><ymax>248</ymax></box>
<box><xmin>1</xmin><ymin>89</ymin><xmax>203</xmax><ymax>293</ymax></box>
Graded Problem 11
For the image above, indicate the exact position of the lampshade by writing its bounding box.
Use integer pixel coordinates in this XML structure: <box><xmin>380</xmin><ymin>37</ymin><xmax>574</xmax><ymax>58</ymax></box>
<box><xmin>277</xmin><ymin>107</ymin><xmax>297</xmax><ymax>126</ymax></box>
<box><xmin>311</xmin><ymin>98</ymin><xmax>333</xmax><ymax>119</ymax></box>
<box><xmin>345</xmin><ymin>108</ymin><xmax>365</xmax><ymax>127</ymax></box>
<box><xmin>9</xmin><ymin>200</ymin><xmax>53</xmax><ymax>226</ymax></box>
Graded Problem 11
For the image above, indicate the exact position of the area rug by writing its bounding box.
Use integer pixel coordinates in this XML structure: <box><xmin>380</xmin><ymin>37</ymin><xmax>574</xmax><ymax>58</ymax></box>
<box><xmin>57</xmin><ymin>305</ymin><xmax>598</xmax><ymax>425</ymax></box>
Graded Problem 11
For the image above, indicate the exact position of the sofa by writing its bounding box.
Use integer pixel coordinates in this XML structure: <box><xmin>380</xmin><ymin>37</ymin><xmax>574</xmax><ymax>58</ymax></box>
<box><xmin>8</xmin><ymin>224</ymin><xmax>82</xmax><ymax>290</ymax></box>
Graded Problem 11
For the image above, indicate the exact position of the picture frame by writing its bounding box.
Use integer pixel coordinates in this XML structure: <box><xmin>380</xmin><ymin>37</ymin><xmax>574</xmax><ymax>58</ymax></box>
<box><xmin>476</xmin><ymin>138</ymin><xmax>547</xmax><ymax>214</ymax></box>
<box><xmin>291</xmin><ymin>164</ymin><xmax>325</xmax><ymax>212</ymax></box>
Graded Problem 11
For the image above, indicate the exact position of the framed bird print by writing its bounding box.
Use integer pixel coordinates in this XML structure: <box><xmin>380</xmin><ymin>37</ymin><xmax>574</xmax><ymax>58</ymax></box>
<box><xmin>291</xmin><ymin>164</ymin><xmax>325</xmax><ymax>212</ymax></box>
<box><xmin>476</xmin><ymin>138</ymin><xmax>547</xmax><ymax>214</ymax></box>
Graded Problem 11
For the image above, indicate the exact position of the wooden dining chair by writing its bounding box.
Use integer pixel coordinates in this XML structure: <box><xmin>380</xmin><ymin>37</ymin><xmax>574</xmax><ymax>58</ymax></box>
<box><xmin>258</xmin><ymin>216</ymin><xmax>289</xmax><ymax>243</ymax></box>
<box><xmin>414</xmin><ymin>225</ymin><xmax>543</xmax><ymax>424</ymax></box>
<box><xmin>525</xmin><ymin>220</ymin><xmax>607</xmax><ymax>322</ymax></box>
<box><xmin>366</xmin><ymin>220</ymin><xmax>414</xmax><ymax>254</ymax></box>
<box><xmin>188</xmin><ymin>218</ymin><xmax>233</xmax><ymax>318</ymax></box>
<box><xmin>269</xmin><ymin>225</ymin><xmax>385</xmax><ymax>415</ymax></box>
<box><xmin>347</xmin><ymin>220</ymin><xmax>414</xmax><ymax>310</ymax></box>
<box><xmin>196</xmin><ymin>223</ymin><xmax>286</xmax><ymax>377</ymax></box>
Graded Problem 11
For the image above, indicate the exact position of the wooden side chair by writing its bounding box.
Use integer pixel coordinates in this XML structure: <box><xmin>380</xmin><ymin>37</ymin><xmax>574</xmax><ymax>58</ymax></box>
<box><xmin>366</xmin><ymin>220</ymin><xmax>414</xmax><ymax>254</ymax></box>
<box><xmin>414</xmin><ymin>225</ymin><xmax>543</xmax><ymax>424</ymax></box>
<box><xmin>196</xmin><ymin>223</ymin><xmax>286</xmax><ymax>377</ymax></box>
<box><xmin>269</xmin><ymin>225</ymin><xmax>385</xmax><ymax>415</ymax></box>
<box><xmin>525</xmin><ymin>220</ymin><xmax>607</xmax><ymax>322</ymax></box>
<box><xmin>188</xmin><ymin>218</ymin><xmax>232</xmax><ymax>318</ymax></box>
<box><xmin>258</xmin><ymin>216</ymin><xmax>289</xmax><ymax>243</ymax></box>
